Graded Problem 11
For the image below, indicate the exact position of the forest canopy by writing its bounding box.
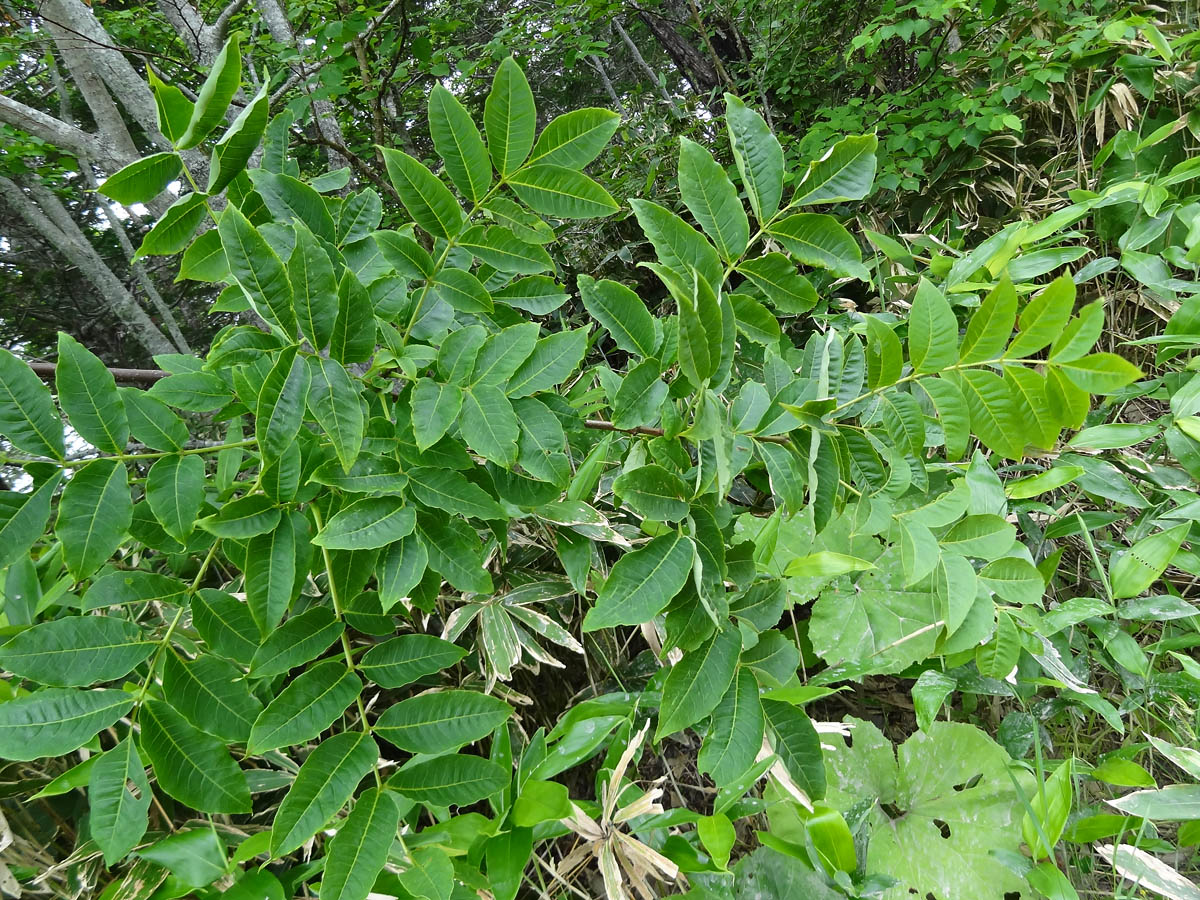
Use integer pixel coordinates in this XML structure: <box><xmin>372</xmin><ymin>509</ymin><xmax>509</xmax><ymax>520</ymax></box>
<box><xmin>0</xmin><ymin>1</ymin><xmax>1199</xmax><ymax>899</ymax></box>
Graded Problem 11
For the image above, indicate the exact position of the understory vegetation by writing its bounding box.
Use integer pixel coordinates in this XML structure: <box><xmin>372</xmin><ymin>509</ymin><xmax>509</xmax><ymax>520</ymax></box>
<box><xmin>0</xmin><ymin>1</ymin><xmax>1199</xmax><ymax>899</ymax></box>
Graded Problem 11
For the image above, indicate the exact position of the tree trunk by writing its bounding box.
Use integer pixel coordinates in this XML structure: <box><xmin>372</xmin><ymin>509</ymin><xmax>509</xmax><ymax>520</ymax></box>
<box><xmin>613</xmin><ymin>20</ymin><xmax>680</xmax><ymax>113</ymax></box>
<box><xmin>0</xmin><ymin>177</ymin><xmax>177</xmax><ymax>358</ymax></box>
<box><xmin>636</xmin><ymin>2</ymin><xmax>721</xmax><ymax>98</ymax></box>
<box><xmin>256</xmin><ymin>0</ymin><xmax>350</xmax><ymax>170</ymax></box>
<box><xmin>39</xmin><ymin>0</ymin><xmax>168</xmax><ymax>152</ymax></box>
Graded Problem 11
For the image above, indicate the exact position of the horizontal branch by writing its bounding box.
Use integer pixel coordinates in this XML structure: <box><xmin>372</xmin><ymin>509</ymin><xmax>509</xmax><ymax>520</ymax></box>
<box><xmin>23</xmin><ymin>362</ymin><xmax>793</xmax><ymax>445</ymax></box>
<box><xmin>27</xmin><ymin>362</ymin><xmax>170</xmax><ymax>385</ymax></box>
<box><xmin>585</xmin><ymin>418</ymin><xmax>791</xmax><ymax>444</ymax></box>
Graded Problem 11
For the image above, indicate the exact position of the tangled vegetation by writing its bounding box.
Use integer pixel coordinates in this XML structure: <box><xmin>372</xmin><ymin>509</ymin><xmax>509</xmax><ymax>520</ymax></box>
<box><xmin>0</xmin><ymin>2</ymin><xmax>1199</xmax><ymax>900</ymax></box>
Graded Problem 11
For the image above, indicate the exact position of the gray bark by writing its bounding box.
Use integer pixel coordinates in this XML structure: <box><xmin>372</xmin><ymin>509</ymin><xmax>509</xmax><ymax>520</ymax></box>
<box><xmin>0</xmin><ymin>177</ymin><xmax>177</xmax><ymax>357</ymax></box>
<box><xmin>613</xmin><ymin>21</ymin><xmax>680</xmax><ymax>113</ymax></box>
<box><xmin>0</xmin><ymin>95</ymin><xmax>129</xmax><ymax>171</ymax></box>
<box><xmin>39</xmin><ymin>0</ymin><xmax>168</xmax><ymax>151</ymax></box>
<box><xmin>42</xmin><ymin>16</ymin><xmax>141</xmax><ymax>162</ymax></box>
<box><xmin>82</xmin><ymin>169</ymin><xmax>192</xmax><ymax>354</ymax></box>
<box><xmin>255</xmin><ymin>0</ymin><xmax>349</xmax><ymax>169</ymax></box>
<box><xmin>154</xmin><ymin>0</ymin><xmax>248</xmax><ymax>66</ymax></box>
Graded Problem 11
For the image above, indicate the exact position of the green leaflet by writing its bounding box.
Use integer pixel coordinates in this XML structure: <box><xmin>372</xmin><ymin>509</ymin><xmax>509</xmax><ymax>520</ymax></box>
<box><xmin>380</xmin><ymin>147</ymin><xmax>464</xmax><ymax>239</ymax></box>
<box><xmin>245</xmin><ymin>511</ymin><xmax>302</xmax><ymax>635</ymax></box>
<box><xmin>313</xmin><ymin>497</ymin><xmax>416</xmax><ymax>549</ymax></box>
<box><xmin>657</xmin><ymin>628</ymin><xmax>741</xmax><ymax>739</ymax></box>
<box><xmin>389</xmin><ymin>753</ymin><xmax>508</xmax><ymax>807</ymax></box>
<box><xmin>321</xmin><ymin>788</ymin><xmax>400</xmax><ymax>900</ymax></box>
<box><xmin>137</xmin><ymin>192</ymin><xmax>208</xmax><ymax>257</ymax></box>
<box><xmin>577</xmin><ymin>275</ymin><xmax>659</xmax><ymax>357</ymax></box>
<box><xmin>472</xmin><ymin>322</ymin><xmax>539</xmax><ymax>386</ymax></box>
<box><xmin>0</xmin><ymin>348</ymin><xmax>64</xmax><ymax>459</ymax></box>
<box><xmin>0</xmin><ymin>688</ymin><xmax>133</xmax><ymax>761</ymax></box>
<box><xmin>122</xmin><ymin>389</ymin><xmax>187</xmax><ymax>450</ymax></box>
<box><xmin>193</xmin><ymin>588</ymin><xmax>259</xmax><ymax>665</ymax></box>
<box><xmin>406</xmin><ymin>466</ymin><xmax>503</xmax><ymax>519</ymax></box>
<box><xmin>630</xmin><ymin>198</ymin><xmax>723</xmax><ymax>288</ymax></box>
<box><xmin>416</xmin><ymin>512</ymin><xmax>493</xmax><ymax>594</ymax></box>
<box><xmin>98</xmin><ymin>152</ymin><xmax>182</xmax><ymax>205</ymax></box>
<box><xmin>528</xmin><ymin>108</ymin><xmax>619</xmax><ymax>168</ymax></box>
<box><xmin>271</xmin><ymin>731</ymin><xmax>378</xmax><ymax>856</ymax></box>
<box><xmin>699</xmin><ymin>667</ymin><xmax>765</xmax><ymax>785</ymax></box>
<box><xmin>218</xmin><ymin>203</ymin><xmax>297</xmax><ymax>337</ymax></box>
<box><xmin>612</xmin><ymin>464</ymin><xmax>691</xmax><ymax>522</ymax></box>
<box><xmin>376</xmin><ymin>537</ymin><xmax>429</xmax><ymax>611</ymax></box>
<box><xmin>582</xmin><ymin>533</ymin><xmax>696</xmax><ymax>631</ymax></box>
<box><xmin>307</xmin><ymin>356</ymin><xmax>365</xmax><ymax>472</ymax></box>
<box><xmin>433</xmin><ymin>267</ymin><xmax>493</xmax><ymax>314</ymax></box>
<box><xmin>508</xmin><ymin>165</ymin><xmax>618</xmax><ymax>219</ymax></box>
<box><xmin>375</xmin><ymin>690</ymin><xmax>511</xmax><ymax>754</ymax></box>
<box><xmin>612</xmin><ymin>358</ymin><xmax>668</xmax><ymax>430</ymax></box>
<box><xmin>959</xmin><ymin>278</ymin><xmax>1017</xmax><ymax>364</ymax></box>
<box><xmin>139</xmin><ymin>699</ymin><xmax>251</xmax><ymax>813</ymax></box>
<box><xmin>55</xmin><ymin>333</ymin><xmax>128</xmax><ymax>453</ymax></box>
<box><xmin>81</xmin><ymin>571</ymin><xmax>188</xmax><ymax>612</ymax></box>
<box><xmin>359</xmin><ymin>634</ymin><xmax>467</xmax><ymax>688</ymax></box>
<box><xmin>248</xmin><ymin>660</ymin><xmax>362</xmax><ymax>753</ymax></box>
<box><xmin>459</xmin><ymin>225</ymin><xmax>552</xmax><ymax>274</ymax></box>
<box><xmin>256</xmin><ymin>347</ymin><xmax>311</xmax><ymax>462</ymax></box>
<box><xmin>411</xmin><ymin>379</ymin><xmax>463</xmax><ymax>450</ymax></box>
<box><xmin>0</xmin><ymin>472</ymin><xmax>62</xmax><ymax>572</ymax></box>
<box><xmin>207</xmin><ymin>79</ymin><xmax>270</xmax><ymax>193</ymax></box>
<box><xmin>0</xmin><ymin>616</ymin><xmax>153</xmax><ymax>687</ymax></box>
<box><xmin>762</xmin><ymin>699</ymin><xmax>826</xmax><ymax>800</ymax></box>
<box><xmin>737</xmin><ymin>253</ymin><xmax>818</xmax><ymax>314</ymax></box>
<box><xmin>484</xmin><ymin>57</ymin><xmax>536</xmax><ymax>177</ymax></box>
<box><xmin>459</xmin><ymin>384</ymin><xmax>519</xmax><ymax>466</ymax></box>
<box><xmin>250</xmin><ymin>606</ymin><xmax>344</xmax><ymax>679</ymax></box>
<box><xmin>198</xmin><ymin>493</ymin><xmax>281</xmax><ymax>538</ymax></box>
<box><xmin>89</xmin><ymin>737</ymin><xmax>151</xmax><ymax>865</ymax></box>
<box><xmin>162</xmin><ymin>650</ymin><xmax>263</xmax><ymax>743</ymax></box>
<box><xmin>792</xmin><ymin>133</ymin><xmax>878</xmax><ymax>205</ymax></box>
<box><xmin>331</xmin><ymin>269</ymin><xmax>377</xmax><ymax>364</ymax></box>
<box><xmin>506</xmin><ymin>328</ymin><xmax>588</xmax><ymax>398</ymax></box>
<box><xmin>249</xmin><ymin>169</ymin><xmax>337</xmax><ymax>242</ymax></box>
<box><xmin>1110</xmin><ymin>522</ymin><xmax>1189</xmax><ymax>599</ymax></box>
<box><xmin>429</xmin><ymin>83</ymin><xmax>492</xmax><ymax>204</ymax></box>
<box><xmin>678</xmin><ymin>137</ymin><xmax>749</xmax><ymax>261</ymax></box>
<box><xmin>56</xmin><ymin>459</ymin><xmax>132</xmax><ymax>580</ymax></box>
<box><xmin>290</xmin><ymin>222</ymin><xmax>339</xmax><ymax>351</ymax></box>
<box><xmin>767</xmin><ymin>213</ymin><xmax>869</xmax><ymax>281</ymax></box>
<box><xmin>724</xmin><ymin>93</ymin><xmax>783</xmax><ymax>223</ymax></box>
<box><xmin>1007</xmin><ymin>273</ymin><xmax>1075</xmax><ymax>359</ymax></box>
<box><xmin>147</xmin><ymin>371</ymin><xmax>232</xmax><ymax>411</ymax></box>
<box><xmin>175</xmin><ymin>32</ymin><xmax>241</xmax><ymax>148</ymax></box>
<box><xmin>908</xmin><ymin>279</ymin><xmax>958</xmax><ymax>374</ymax></box>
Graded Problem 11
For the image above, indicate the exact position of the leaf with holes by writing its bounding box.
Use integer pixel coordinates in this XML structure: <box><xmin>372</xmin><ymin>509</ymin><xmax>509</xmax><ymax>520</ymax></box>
<box><xmin>824</xmin><ymin>719</ymin><xmax>1029</xmax><ymax>900</ymax></box>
